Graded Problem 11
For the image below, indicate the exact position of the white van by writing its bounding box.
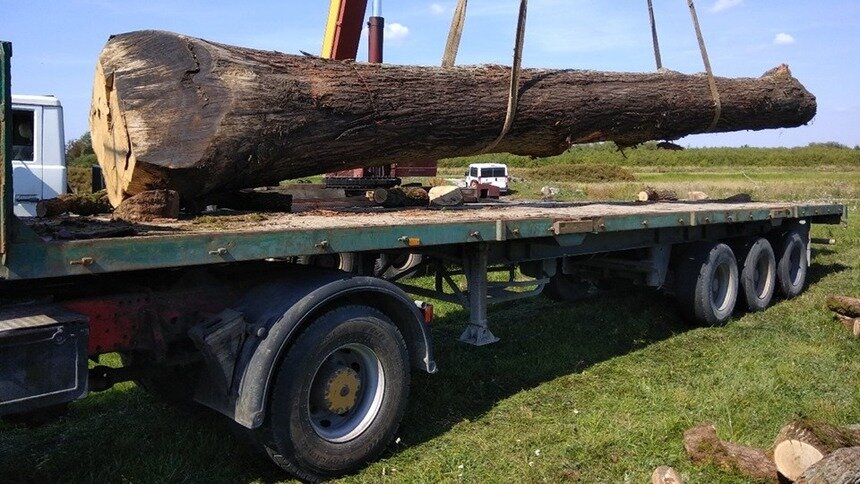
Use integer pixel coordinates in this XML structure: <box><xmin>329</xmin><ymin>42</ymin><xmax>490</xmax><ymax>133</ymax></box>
<box><xmin>10</xmin><ymin>95</ymin><xmax>67</xmax><ymax>217</ymax></box>
<box><xmin>465</xmin><ymin>163</ymin><xmax>509</xmax><ymax>193</ymax></box>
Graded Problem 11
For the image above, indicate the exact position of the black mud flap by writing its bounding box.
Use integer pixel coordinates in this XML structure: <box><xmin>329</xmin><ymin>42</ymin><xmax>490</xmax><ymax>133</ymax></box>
<box><xmin>0</xmin><ymin>305</ymin><xmax>89</xmax><ymax>417</ymax></box>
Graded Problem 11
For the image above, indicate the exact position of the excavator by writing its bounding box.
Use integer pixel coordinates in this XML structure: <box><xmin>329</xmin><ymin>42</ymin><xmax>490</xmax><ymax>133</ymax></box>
<box><xmin>320</xmin><ymin>0</ymin><xmax>438</xmax><ymax>190</ymax></box>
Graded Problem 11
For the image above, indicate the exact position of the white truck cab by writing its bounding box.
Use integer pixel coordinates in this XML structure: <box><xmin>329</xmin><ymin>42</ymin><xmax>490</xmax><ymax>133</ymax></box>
<box><xmin>465</xmin><ymin>162</ymin><xmax>509</xmax><ymax>193</ymax></box>
<box><xmin>10</xmin><ymin>94</ymin><xmax>66</xmax><ymax>217</ymax></box>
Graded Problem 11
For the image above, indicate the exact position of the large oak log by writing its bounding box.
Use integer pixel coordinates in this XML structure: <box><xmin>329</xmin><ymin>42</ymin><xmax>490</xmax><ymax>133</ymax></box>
<box><xmin>90</xmin><ymin>30</ymin><xmax>817</xmax><ymax>206</ymax></box>
<box><xmin>772</xmin><ymin>420</ymin><xmax>860</xmax><ymax>482</ymax></box>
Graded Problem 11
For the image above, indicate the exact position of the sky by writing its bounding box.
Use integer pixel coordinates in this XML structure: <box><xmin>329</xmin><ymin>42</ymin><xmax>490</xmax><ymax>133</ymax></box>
<box><xmin>2</xmin><ymin>0</ymin><xmax>858</xmax><ymax>148</ymax></box>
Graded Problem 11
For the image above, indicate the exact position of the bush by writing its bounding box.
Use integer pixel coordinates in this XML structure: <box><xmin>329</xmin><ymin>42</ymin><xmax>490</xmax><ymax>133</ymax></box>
<box><xmin>527</xmin><ymin>164</ymin><xmax>635</xmax><ymax>183</ymax></box>
<box><xmin>438</xmin><ymin>142</ymin><xmax>860</xmax><ymax>168</ymax></box>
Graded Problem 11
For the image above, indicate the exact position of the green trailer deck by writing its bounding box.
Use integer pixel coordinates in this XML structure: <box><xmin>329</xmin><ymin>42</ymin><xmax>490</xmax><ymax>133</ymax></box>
<box><xmin>4</xmin><ymin>200</ymin><xmax>846</xmax><ymax>280</ymax></box>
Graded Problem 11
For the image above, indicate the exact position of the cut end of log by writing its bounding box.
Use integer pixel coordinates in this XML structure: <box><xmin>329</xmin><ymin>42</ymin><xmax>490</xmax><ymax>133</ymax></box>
<box><xmin>651</xmin><ymin>466</ymin><xmax>685</xmax><ymax>484</ymax></box>
<box><xmin>91</xmin><ymin>60</ymin><xmax>135</xmax><ymax>207</ymax></box>
<box><xmin>773</xmin><ymin>439</ymin><xmax>824</xmax><ymax>482</ymax></box>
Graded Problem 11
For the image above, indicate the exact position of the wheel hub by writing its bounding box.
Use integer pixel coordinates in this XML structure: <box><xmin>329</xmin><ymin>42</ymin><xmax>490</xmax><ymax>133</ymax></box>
<box><xmin>322</xmin><ymin>367</ymin><xmax>362</xmax><ymax>414</ymax></box>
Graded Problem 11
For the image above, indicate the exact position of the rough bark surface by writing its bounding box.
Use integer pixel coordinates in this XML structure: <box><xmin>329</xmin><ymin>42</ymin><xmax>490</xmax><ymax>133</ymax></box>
<box><xmin>369</xmin><ymin>187</ymin><xmax>428</xmax><ymax>208</ymax></box>
<box><xmin>36</xmin><ymin>191</ymin><xmax>112</xmax><ymax>218</ymax></box>
<box><xmin>796</xmin><ymin>447</ymin><xmax>860</xmax><ymax>484</ymax></box>
<box><xmin>113</xmin><ymin>189</ymin><xmax>180</xmax><ymax>221</ymax></box>
<box><xmin>826</xmin><ymin>296</ymin><xmax>860</xmax><ymax>318</ymax></box>
<box><xmin>90</xmin><ymin>30</ymin><xmax>818</xmax><ymax>206</ymax></box>
<box><xmin>772</xmin><ymin>420</ymin><xmax>860</xmax><ymax>482</ymax></box>
<box><xmin>683</xmin><ymin>424</ymin><xmax>779</xmax><ymax>482</ymax></box>
<box><xmin>638</xmin><ymin>187</ymin><xmax>679</xmax><ymax>202</ymax></box>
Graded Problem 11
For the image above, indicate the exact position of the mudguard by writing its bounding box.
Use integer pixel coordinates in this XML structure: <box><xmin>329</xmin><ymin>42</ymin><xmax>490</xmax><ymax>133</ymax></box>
<box><xmin>192</xmin><ymin>265</ymin><xmax>436</xmax><ymax>428</ymax></box>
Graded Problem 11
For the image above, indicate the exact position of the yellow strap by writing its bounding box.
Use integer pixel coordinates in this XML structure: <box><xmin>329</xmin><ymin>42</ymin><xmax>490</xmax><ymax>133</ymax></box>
<box><xmin>482</xmin><ymin>0</ymin><xmax>528</xmax><ymax>154</ymax></box>
<box><xmin>442</xmin><ymin>0</ymin><xmax>469</xmax><ymax>68</ymax></box>
<box><xmin>687</xmin><ymin>0</ymin><xmax>722</xmax><ymax>132</ymax></box>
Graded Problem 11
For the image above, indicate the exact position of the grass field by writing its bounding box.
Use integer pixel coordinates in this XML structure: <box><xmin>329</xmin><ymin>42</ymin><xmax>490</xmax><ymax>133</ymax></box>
<box><xmin>1</xmin><ymin>165</ymin><xmax>857</xmax><ymax>483</ymax></box>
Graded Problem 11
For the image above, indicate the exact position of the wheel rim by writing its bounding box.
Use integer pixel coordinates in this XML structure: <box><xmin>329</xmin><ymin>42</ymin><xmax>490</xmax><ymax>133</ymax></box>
<box><xmin>711</xmin><ymin>261</ymin><xmax>733</xmax><ymax>311</ymax></box>
<box><xmin>308</xmin><ymin>343</ymin><xmax>385</xmax><ymax>443</ymax></box>
<box><xmin>752</xmin><ymin>252</ymin><xmax>774</xmax><ymax>299</ymax></box>
<box><xmin>787</xmin><ymin>243</ymin><xmax>802</xmax><ymax>286</ymax></box>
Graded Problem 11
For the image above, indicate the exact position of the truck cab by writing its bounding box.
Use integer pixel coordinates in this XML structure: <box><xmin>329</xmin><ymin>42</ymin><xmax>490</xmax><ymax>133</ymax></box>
<box><xmin>10</xmin><ymin>94</ymin><xmax>66</xmax><ymax>217</ymax></box>
<box><xmin>465</xmin><ymin>162</ymin><xmax>509</xmax><ymax>193</ymax></box>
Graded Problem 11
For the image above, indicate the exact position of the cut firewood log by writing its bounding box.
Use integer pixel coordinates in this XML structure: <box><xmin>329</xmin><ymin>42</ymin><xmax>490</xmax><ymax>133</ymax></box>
<box><xmin>651</xmin><ymin>466</ymin><xmax>685</xmax><ymax>484</ymax></box>
<box><xmin>638</xmin><ymin>187</ymin><xmax>679</xmax><ymax>202</ymax></box>
<box><xmin>685</xmin><ymin>191</ymin><xmax>710</xmax><ymax>201</ymax></box>
<box><xmin>369</xmin><ymin>187</ymin><xmax>429</xmax><ymax>208</ymax></box>
<box><xmin>722</xmin><ymin>193</ymin><xmax>753</xmax><ymax>203</ymax></box>
<box><xmin>826</xmin><ymin>296</ymin><xmax>860</xmax><ymax>318</ymax></box>
<box><xmin>36</xmin><ymin>190</ymin><xmax>112</xmax><ymax>218</ymax></box>
<box><xmin>90</xmin><ymin>30</ymin><xmax>817</xmax><ymax>206</ymax></box>
<box><xmin>772</xmin><ymin>420</ymin><xmax>860</xmax><ymax>482</ymax></box>
<box><xmin>113</xmin><ymin>189</ymin><xmax>180</xmax><ymax>221</ymax></box>
<box><xmin>796</xmin><ymin>447</ymin><xmax>860</xmax><ymax>484</ymax></box>
<box><xmin>428</xmin><ymin>186</ymin><xmax>464</xmax><ymax>207</ymax></box>
<box><xmin>834</xmin><ymin>314</ymin><xmax>860</xmax><ymax>338</ymax></box>
<box><xmin>684</xmin><ymin>424</ymin><xmax>778</xmax><ymax>482</ymax></box>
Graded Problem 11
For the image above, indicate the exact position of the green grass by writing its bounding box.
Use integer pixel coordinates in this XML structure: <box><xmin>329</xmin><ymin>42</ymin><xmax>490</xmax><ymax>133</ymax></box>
<box><xmin>1</xmin><ymin>169</ymin><xmax>857</xmax><ymax>483</ymax></box>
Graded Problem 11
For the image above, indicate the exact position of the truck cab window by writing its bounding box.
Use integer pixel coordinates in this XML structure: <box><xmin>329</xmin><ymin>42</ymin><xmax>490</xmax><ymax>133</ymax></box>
<box><xmin>12</xmin><ymin>109</ymin><xmax>35</xmax><ymax>162</ymax></box>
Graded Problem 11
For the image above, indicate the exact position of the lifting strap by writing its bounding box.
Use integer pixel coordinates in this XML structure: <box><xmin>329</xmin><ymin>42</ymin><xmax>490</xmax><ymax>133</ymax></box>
<box><xmin>687</xmin><ymin>0</ymin><xmax>722</xmax><ymax>132</ymax></box>
<box><xmin>482</xmin><ymin>0</ymin><xmax>528</xmax><ymax>154</ymax></box>
<box><xmin>646</xmin><ymin>0</ymin><xmax>663</xmax><ymax>70</ymax></box>
<box><xmin>442</xmin><ymin>0</ymin><xmax>469</xmax><ymax>68</ymax></box>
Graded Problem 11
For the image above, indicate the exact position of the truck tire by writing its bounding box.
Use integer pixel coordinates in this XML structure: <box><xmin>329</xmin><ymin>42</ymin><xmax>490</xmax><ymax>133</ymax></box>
<box><xmin>543</xmin><ymin>261</ymin><xmax>591</xmax><ymax>302</ymax></box>
<box><xmin>262</xmin><ymin>305</ymin><xmax>410</xmax><ymax>481</ymax></box>
<box><xmin>732</xmin><ymin>237</ymin><xmax>776</xmax><ymax>312</ymax></box>
<box><xmin>296</xmin><ymin>253</ymin><xmax>357</xmax><ymax>273</ymax></box>
<box><xmin>771</xmin><ymin>227</ymin><xmax>809</xmax><ymax>299</ymax></box>
<box><xmin>374</xmin><ymin>253</ymin><xmax>423</xmax><ymax>279</ymax></box>
<box><xmin>675</xmin><ymin>242</ymin><xmax>739</xmax><ymax>326</ymax></box>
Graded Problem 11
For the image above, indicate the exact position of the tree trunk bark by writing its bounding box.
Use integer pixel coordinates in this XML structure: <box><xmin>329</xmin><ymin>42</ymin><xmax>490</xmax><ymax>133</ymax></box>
<box><xmin>683</xmin><ymin>424</ymin><xmax>779</xmax><ymax>482</ymax></box>
<box><xmin>796</xmin><ymin>447</ymin><xmax>860</xmax><ymax>484</ymax></box>
<box><xmin>772</xmin><ymin>420</ymin><xmax>860</xmax><ymax>482</ymax></box>
<box><xmin>826</xmin><ymin>296</ymin><xmax>860</xmax><ymax>318</ymax></box>
<box><xmin>90</xmin><ymin>30</ymin><xmax>818</xmax><ymax>206</ymax></box>
<box><xmin>36</xmin><ymin>191</ymin><xmax>112</xmax><ymax>218</ymax></box>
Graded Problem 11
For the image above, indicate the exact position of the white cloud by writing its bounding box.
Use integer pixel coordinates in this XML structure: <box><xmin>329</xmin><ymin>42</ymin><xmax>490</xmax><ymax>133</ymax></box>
<box><xmin>385</xmin><ymin>23</ymin><xmax>410</xmax><ymax>41</ymax></box>
<box><xmin>710</xmin><ymin>0</ymin><xmax>743</xmax><ymax>13</ymax></box>
<box><xmin>773</xmin><ymin>33</ymin><xmax>796</xmax><ymax>45</ymax></box>
<box><xmin>430</xmin><ymin>3</ymin><xmax>446</xmax><ymax>15</ymax></box>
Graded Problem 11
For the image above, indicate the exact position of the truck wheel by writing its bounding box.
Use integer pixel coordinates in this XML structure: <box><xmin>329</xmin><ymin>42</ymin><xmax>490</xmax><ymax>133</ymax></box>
<box><xmin>543</xmin><ymin>261</ymin><xmax>591</xmax><ymax>302</ymax></box>
<box><xmin>771</xmin><ymin>228</ymin><xmax>809</xmax><ymax>299</ymax></box>
<box><xmin>733</xmin><ymin>237</ymin><xmax>776</xmax><ymax>312</ymax></box>
<box><xmin>263</xmin><ymin>305</ymin><xmax>410</xmax><ymax>480</ymax></box>
<box><xmin>374</xmin><ymin>253</ymin><xmax>423</xmax><ymax>279</ymax></box>
<box><xmin>297</xmin><ymin>253</ymin><xmax>356</xmax><ymax>273</ymax></box>
<box><xmin>675</xmin><ymin>242</ymin><xmax>739</xmax><ymax>326</ymax></box>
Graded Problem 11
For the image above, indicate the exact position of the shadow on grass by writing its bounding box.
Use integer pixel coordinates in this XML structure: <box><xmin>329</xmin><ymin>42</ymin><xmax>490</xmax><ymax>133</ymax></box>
<box><xmin>0</xmin><ymin>285</ymin><xmax>690</xmax><ymax>483</ymax></box>
<box><xmin>806</xmin><ymin>261</ymin><xmax>850</xmax><ymax>287</ymax></box>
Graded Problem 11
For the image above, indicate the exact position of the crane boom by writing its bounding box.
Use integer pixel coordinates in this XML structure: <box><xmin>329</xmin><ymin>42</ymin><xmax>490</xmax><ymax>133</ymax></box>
<box><xmin>321</xmin><ymin>0</ymin><xmax>368</xmax><ymax>60</ymax></box>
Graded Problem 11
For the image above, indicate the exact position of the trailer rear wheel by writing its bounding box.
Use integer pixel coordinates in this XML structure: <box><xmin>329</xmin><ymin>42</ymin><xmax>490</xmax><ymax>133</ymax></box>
<box><xmin>733</xmin><ymin>237</ymin><xmax>776</xmax><ymax>312</ymax></box>
<box><xmin>772</xmin><ymin>228</ymin><xmax>809</xmax><ymax>299</ymax></box>
<box><xmin>263</xmin><ymin>305</ymin><xmax>410</xmax><ymax>481</ymax></box>
<box><xmin>374</xmin><ymin>253</ymin><xmax>423</xmax><ymax>279</ymax></box>
<box><xmin>296</xmin><ymin>253</ymin><xmax>356</xmax><ymax>273</ymax></box>
<box><xmin>675</xmin><ymin>242</ymin><xmax>739</xmax><ymax>326</ymax></box>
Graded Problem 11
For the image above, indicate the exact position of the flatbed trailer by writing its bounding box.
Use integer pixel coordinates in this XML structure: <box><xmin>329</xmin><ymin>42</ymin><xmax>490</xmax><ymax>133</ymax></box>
<box><xmin>0</xmin><ymin>42</ymin><xmax>847</xmax><ymax>480</ymax></box>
